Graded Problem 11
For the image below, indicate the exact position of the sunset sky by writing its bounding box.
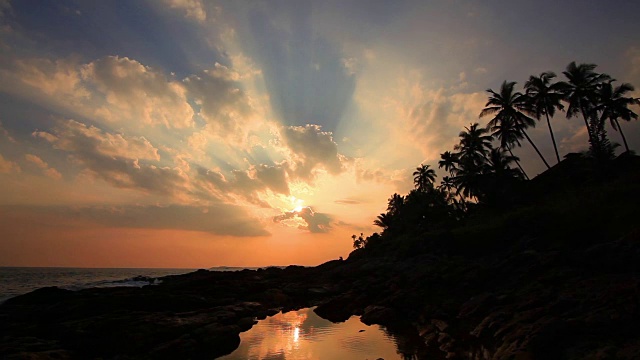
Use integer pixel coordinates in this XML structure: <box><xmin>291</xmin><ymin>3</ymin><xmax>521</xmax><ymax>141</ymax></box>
<box><xmin>1</xmin><ymin>1</ymin><xmax>639</xmax><ymax>268</ymax></box>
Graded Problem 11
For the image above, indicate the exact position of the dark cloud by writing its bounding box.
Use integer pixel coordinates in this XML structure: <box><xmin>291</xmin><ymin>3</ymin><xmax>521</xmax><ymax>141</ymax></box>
<box><xmin>255</xmin><ymin>164</ymin><xmax>289</xmax><ymax>195</ymax></box>
<box><xmin>273</xmin><ymin>206</ymin><xmax>332</xmax><ymax>233</ymax></box>
<box><xmin>196</xmin><ymin>163</ymin><xmax>290</xmax><ymax>207</ymax></box>
<box><xmin>183</xmin><ymin>64</ymin><xmax>253</xmax><ymax>135</ymax></box>
<box><xmin>281</xmin><ymin>124</ymin><xmax>345</xmax><ymax>179</ymax></box>
<box><xmin>0</xmin><ymin>204</ymin><xmax>268</xmax><ymax>237</ymax></box>
<box><xmin>5</xmin><ymin>0</ymin><xmax>220</xmax><ymax>78</ymax></box>
<box><xmin>33</xmin><ymin>120</ymin><xmax>187</xmax><ymax>196</ymax></box>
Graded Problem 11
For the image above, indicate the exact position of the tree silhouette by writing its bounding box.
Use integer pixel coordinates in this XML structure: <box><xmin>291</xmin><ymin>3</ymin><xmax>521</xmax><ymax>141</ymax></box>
<box><xmin>454</xmin><ymin>123</ymin><xmax>492</xmax><ymax>167</ymax></box>
<box><xmin>560</xmin><ymin>62</ymin><xmax>611</xmax><ymax>156</ymax></box>
<box><xmin>413</xmin><ymin>164</ymin><xmax>437</xmax><ymax>192</ymax></box>
<box><xmin>452</xmin><ymin>123</ymin><xmax>493</xmax><ymax>200</ymax></box>
<box><xmin>595</xmin><ymin>81</ymin><xmax>640</xmax><ymax>153</ymax></box>
<box><xmin>485</xmin><ymin>148</ymin><xmax>524</xmax><ymax>180</ymax></box>
<box><xmin>373</xmin><ymin>213</ymin><xmax>392</xmax><ymax>229</ymax></box>
<box><xmin>438</xmin><ymin>151</ymin><xmax>459</xmax><ymax>175</ymax></box>
<box><xmin>480</xmin><ymin>80</ymin><xmax>550</xmax><ymax>169</ymax></box>
<box><xmin>352</xmin><ymin>233</ymin><xmax>366</xmax><ymax>249</ymax></box>
<box><xmin>387</xmin><ymin>193</ymin><xmax>405</xmax><ymax>216</ymax></box>
<box><xmin>488</xmin><ymin>115</ymin><xmax>529</xmax><ymax>180</ymax></box>
<box><xmin>525</xmin><ymin>72</ymin><xmax>566</xmax><ymax>164</ymax></box>
<box><xmin>438</xmin><ymin>175</ymin><xmax>456</xmax><ymax>194</ymax></box>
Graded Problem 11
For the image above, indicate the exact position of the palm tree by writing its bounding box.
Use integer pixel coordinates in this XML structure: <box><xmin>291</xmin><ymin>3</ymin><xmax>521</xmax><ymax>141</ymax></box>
<box><xmin>595</xmin><ymin>81</ymin><xmax>640</xmax><ymax>153</ymax></box>
<box><xmin>485</xmin><ymin>148</ymin><xmax>525</xmax><ymax>180</ymax></box>
<box><xmin>560</xmin><ymin>62</ymin><xmax>611</xmax><ymax>152</ymax></box>
<box><xmin>386</xmin><ymin>193</ymin><xmax>405</xmax><ymax>216</ymax></box>
<box><xmin>525</xmin><ymin>72</ymin><xmax>566</xmax><ymax>164</ymax></box>
<box><xmin>451</xmin><ymin>123</ymin><xmax>492</xmax><ymax>201</ymax></box>
<box><xmin>454</xmin><ymin>123</ymin><xmax>493</xmax><ymax>167</ymax></box>
<box><xmin>438</xmin><ymin>151</ymin><xmax>459</xmax><ymax>175</ymax></box>
<box><xmin>452</xmin><ymin>159</ymin><xmax>484</xmax><ymax>201</ymax></box>
<box><xmin>480</xmin><ymin>80</ymin><xmax>551</xmax><ymax>169</ymax></box>
<box><xmin>412</xmin><ymin>164</ymin><xmax>436</xmax><ymax>192</ymax></box>
<box><xmin>438</xmin><ymin>175</ymin><xmax>456</xmax><ymax>193</ymax></box>
<box><xmin>489</xmin><ymin>115</ymin><xmax>530</xmax><ymax>180</ymax></box>
<box><xmin>373</xmin><ymin>213</ymin><xmax>392</xmax><ymax>229</ymax></box>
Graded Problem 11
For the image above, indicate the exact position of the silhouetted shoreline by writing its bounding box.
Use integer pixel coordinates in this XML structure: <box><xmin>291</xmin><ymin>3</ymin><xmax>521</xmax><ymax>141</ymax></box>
<box><xmin>1</xmin><ymin>154</ymin><xmax>640</xmax><ymax>358</ymax></box>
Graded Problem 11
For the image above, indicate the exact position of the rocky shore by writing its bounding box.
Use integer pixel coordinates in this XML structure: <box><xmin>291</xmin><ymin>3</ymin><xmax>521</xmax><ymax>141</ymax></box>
<box><xmin>2</xmin><ymin>156</ymin><xmax>640</xmax><ymax>359</ymax></box>
<box><xmin>1</xmin><ymin>226</ymin><xmax>639</xmax><ymax>359</ymax></box>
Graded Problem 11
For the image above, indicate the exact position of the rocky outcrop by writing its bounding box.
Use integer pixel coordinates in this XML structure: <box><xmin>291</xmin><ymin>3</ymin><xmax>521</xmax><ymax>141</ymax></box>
<box><xmin>1</xmin><ymin>231</ymin><xmax>639</xmax><ymax>359</ymax></box>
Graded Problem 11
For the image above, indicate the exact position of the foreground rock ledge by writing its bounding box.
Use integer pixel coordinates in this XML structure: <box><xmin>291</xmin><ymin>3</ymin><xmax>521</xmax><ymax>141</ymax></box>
<box><xmin>2</xmin><ymin>229</ymin><xmax>640</xmax><ymax>360</ymax></box>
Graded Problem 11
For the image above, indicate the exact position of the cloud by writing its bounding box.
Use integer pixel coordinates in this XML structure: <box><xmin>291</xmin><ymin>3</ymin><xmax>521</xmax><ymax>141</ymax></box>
<box><xmin>82</xmin><ymin>56</ymin><xmax>194</xmax><ymax>128</ymax></box>
<box><xmin>280</xmin><ymin>124</ymin><xmax>346</xmax><ymax>179</ymax></box>
<box><xmin>334</xmin><ymin>199</ymin><xmax>362</xmax><ymax>205</ymax></box>
<box><xmin>13</xmin><ymin>57</ymin><xmax>87</xmax><ymax>98</ymax></box>
<box><xmin>162</xmin><ymin>0</ymin><xmax>206</xmax><ymax>22</ymax></box>
<box><xmin>0</xmin><ymin>120</ymin><xmax>16</xmax><ymax>143</ymax></box>
<box><xmin>33</xmin><ymin>120</ymin><xmax>187</xmax><ymax>196</ymax></box>
<box><xmin>24</xmin><ymin>154</ymin><xmax>62</xmax><ymax>179</ymax></box>
<box><xmin>0</xmin><ymin>153</ymin><xmax>20</xmax><ymax>174</ymax></box>
<box><xmin>184</xmin><ymin>63</ymin><xmax>254</xmax><ymax>136</ymax></box>
<box><xmin>254</xmin><ymin>163</ymin><xmax>289</xmax><ymax>195</ymax></box>
<box><xmin>196</xmin><ymin>162</ymin><xmax>290</xmax><ymax>207</ymax></box>
<box><xmin>1</xmin><ymin>204</ymin><xmax>269</xmax><ymax>237</ymax></box>
<box><xmin>34</xmin><ymin>120</ymin><xmax>160</xmax><ymax>160</ymax></box>
<box><xmin>273</xmin><ymin>206</ymin><xmax>332</xmax><ymax>233</ymax></box>
<box><xmin>393</xmin><ymin>85</ymin><xmax>487</xmax><ymax>161</ymax></box>
<box><xmin>1</xmin><ymin>56</ymin><xmax>195</xmax><ymax>129</ymax></box>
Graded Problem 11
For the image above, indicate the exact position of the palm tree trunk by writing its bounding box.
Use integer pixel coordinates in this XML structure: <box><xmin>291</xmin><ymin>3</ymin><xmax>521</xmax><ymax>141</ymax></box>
<box><xmin>614</xmin><ymin>118</ymin><xmax>630</xmax><ymax>153</ymax></box>
<box><xmin>521</xmin><ymin>131</ymin><xmax>551</xmax><ymax>169</ymax></box>
<box><xmin>580</xmin><ymin>104</ymin><xmax>597</xmax><ymax>149</ymax></box>
<box><xmin>507</xmin><ymin>146</ymin><xmax>529</xmax><ymax>180</ymax></box>
<box><xmin>545</xmin><ymin>112</ymin><xmax>561</xmax><ymax>164</ymax></box>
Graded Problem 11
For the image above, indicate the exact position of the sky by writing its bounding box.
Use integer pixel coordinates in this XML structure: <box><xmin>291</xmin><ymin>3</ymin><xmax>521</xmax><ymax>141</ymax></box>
<box><xmin>1</xmin><ymin>0</ymin><xmax>639</xmax><ymax>268</ymax></box>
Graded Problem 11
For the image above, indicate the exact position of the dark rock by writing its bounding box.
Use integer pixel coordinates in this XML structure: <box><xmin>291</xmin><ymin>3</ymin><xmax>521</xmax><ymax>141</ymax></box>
<box><xmin>360</xmin><ymin>306</ymin><xmax>398</xmax><ymax>326</ymax></box>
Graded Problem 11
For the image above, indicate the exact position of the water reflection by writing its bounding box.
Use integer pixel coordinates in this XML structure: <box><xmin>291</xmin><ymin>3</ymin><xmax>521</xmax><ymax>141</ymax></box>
<box><xmin>218</xmin><ymin>307</ymin><xmax>410</xmax><ymax>360</ymax></box>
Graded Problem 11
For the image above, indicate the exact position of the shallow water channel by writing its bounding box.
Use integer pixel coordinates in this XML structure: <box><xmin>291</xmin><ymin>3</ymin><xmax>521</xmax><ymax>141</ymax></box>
<box><xmin>219</xmin><ymin>307</ymin><xmax>418</xmax><ymax>359</ymax></box>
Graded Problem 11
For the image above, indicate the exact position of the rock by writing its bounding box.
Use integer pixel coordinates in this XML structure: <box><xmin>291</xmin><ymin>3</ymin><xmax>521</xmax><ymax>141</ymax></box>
<box><xmin>314</xmin><ymin>293</ymin><xmax>360</xmax><ymax>322</ymax></box>
<box><xmin>360</xmin><ymin>306</ymin><xmax>398</xmax><ymax>326</ymax></box>
<box><xmin>430</xmin><ymin>319</ymin><xmax>449</xmax><ymax>332</ymax></box>
<box><xmin>3</xmin><ymin>287</ymin><xmax>74</xmax><ymax>306</ymax></box>
<box><xmin>237</xmin><ymin>317</ymin><xmax>257</xmax><ymax>332</ymax></box>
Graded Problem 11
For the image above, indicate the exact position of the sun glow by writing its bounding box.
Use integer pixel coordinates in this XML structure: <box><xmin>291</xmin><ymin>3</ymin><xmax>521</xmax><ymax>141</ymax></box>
<box><xmin>290</xmin><ymin>196</ymin><xmax>305</xmax><ymax>212</ymax></box>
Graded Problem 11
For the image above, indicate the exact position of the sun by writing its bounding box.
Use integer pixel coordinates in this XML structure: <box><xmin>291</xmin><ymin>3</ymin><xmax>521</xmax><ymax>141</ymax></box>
<box><xmin>290</xmin><ymin>196</ymin><xmax>305</xmax><ymax>212</ymax></box>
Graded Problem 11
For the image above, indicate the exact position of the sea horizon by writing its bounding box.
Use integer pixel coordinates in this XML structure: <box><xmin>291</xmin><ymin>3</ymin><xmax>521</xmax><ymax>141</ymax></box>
<box><xmin>0</xmin><ymin>266</ymin><xmax>285</xmax><ymax>304</ymax></box>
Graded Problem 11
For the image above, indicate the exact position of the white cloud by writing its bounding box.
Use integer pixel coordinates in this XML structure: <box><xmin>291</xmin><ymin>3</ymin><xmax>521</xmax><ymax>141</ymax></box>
<box><xmin>1</xmin><ymin>56</ymin><xmax>195</xmax><ymax>130</ymax></box>
<box><xmin>35</xmin><ymin>120</ymin><xmax>160</xmax><ymax>161</ymax></box>
<box><xmin>82</xmin><ymin>56</ymin><xmax>194</xmax><ymax>128</ymax></box>
<box><xmin>33</xmin><ymin>120</ymin><xmax>187</xmax><ymax>197</ymax></box>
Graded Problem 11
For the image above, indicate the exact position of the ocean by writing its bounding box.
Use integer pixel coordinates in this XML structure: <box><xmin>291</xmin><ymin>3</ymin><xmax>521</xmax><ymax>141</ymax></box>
<box><xmin>0</xmin><ymin>266</ymin><xmax>255</xmax><ymax>304</ymax></box>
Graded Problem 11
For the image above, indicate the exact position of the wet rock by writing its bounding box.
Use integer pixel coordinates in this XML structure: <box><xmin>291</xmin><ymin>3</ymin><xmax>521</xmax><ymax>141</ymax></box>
<box><xmin>314</xmin><ymin>293</ymin><xmax>360</xmax><ymax>323</ymax></box>
<box><xmin>360</xmin><ymin>306</ymin><xmax>398</xmax><ymax>326</ymax></box>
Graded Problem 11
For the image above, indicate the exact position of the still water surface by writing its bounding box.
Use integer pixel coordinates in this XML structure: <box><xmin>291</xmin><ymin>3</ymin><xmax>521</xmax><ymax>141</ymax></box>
<box><xmin>219</xmin><ymin>307</ymin><xmax>406</xmax><ymax>360</ymax></box>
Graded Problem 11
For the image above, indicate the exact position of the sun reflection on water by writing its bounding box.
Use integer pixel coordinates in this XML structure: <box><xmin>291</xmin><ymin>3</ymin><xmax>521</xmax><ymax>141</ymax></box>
<box><xmin>219</xmin><ymin>307</ymin><xmax>404</xmax><ymax>360</ymax></box>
